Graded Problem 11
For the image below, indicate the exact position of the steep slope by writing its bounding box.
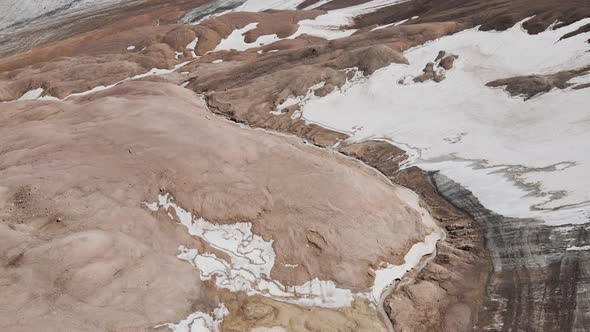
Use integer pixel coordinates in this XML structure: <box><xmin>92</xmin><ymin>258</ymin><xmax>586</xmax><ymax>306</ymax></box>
<box><xmin>0</xmin><ymin>0</ymin><xmax>589</xmax><ymax>331</ymax></box>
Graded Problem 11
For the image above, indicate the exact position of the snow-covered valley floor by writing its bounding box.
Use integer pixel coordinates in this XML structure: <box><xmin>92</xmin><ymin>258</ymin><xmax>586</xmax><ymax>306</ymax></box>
<box><xmin>300</xmin><ymin>17</ymin><xmax>590</xmax><ymax>225</ymax></box>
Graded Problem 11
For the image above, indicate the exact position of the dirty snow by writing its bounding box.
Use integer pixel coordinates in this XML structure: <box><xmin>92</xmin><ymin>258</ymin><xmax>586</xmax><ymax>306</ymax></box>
<box><xmin>186</xmin><ymin>37</ymin><xmax>199</xmax><ymax>50</ymax></box>
<box><xmin>17</xmin><ymin>88</ymin><xmax>45</xmax><ymax>101</ymax></box>
<box><xmin>1</xmin><ymin>88</ymin><xmax>61</xmax><ymax>103</ymax></box>
<box><xmin>147</xmin><ymin>192</ymin><xmax>441</xmax><ymax>308</ymax></box>
<box><xmin>370</xmin><ymin>18</ymin><xmax>408</xmax><ymax>31</ymax></box>
<box><xmin>203</xmin><ymin>0</ymin><xmax>410</xmax><ymax>41</ymax></box>
<box><xmin>302</xmin><ymin>0</ymin><xmax>331</xmax><ymax>10</ymax></box>
<box><xmin>0</xmin><ymin>0</ymin><xmax>122</xmax><ymax>30</ymax></box>
<box><xmin>149</xmin><ymin>193</ymin><xmax>354</xmax><ymax>308</ymax></box>
<box><xmin>370</xmin><ymin>186</ymin><xmax>444</xmax><ymax>302</ymax></box>
<box><xmin>286</xmin><ymin>0</ymin><xmax>410</xmax><ymax>40</ymax></box>
<box><xmin>568</xmin><ymin>73</ymin><xmax>590</xmax><ymax>85</ymax></box>
<box><xmin>64</xmin><ymin>61</ymin><xmax>192</xmax><ymax>99</ymax></box>
<box><xmin>566</xmin><ymin>245</ymin><xmax>590</xmax><ymax>252</ymax></box>
<box><xmin>157</xmin><ymin>303</ymin><xmax>228</xmax><ymax>332</ymax></box>
<box><xmin>274</xmin><ymin>81</ymin><xmax>326</xmax><ymax>113</ymax></box>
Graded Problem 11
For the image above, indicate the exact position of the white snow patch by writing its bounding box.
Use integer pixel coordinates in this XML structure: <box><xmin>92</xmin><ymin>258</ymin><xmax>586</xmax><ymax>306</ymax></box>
<box><xmin>372</xmin><ymin>234</ymin><xmax>438</xmax><ymax>301</ymax></box>
<box><xmin>370</xmin><ymin>23</ymin><xmax>394</xmax><ymax>32</ymax></box>
<box><xmin>215</xmin><ymin>22</ymin><xmax>281</xmax><ymax>51</ymax></box>
<box><xmin>146</xmin><ymin>191</ymin><xmax>442</xmax><ymax>309</ymax></box>
<box><xmin>65</xmin><ymin>84</ymin><xmax>112</xmax><ymax>98</ymax></box>
<box><xmin>17</xmin><ymin>88</ymin><xmax>45</xmax><ymax>101</ymax></box>
<box><xmin>547</xmin><ymin>20</ymin><xmax>562</xmax><ymax>31</ymax></box>
<box><xmin>370</xmin><ymin>186</ymin><xmax>444</xmax><ymax>302</ymax></box>
<box><xmin>371</xmin><ymin>18</ymin><xmax>408</xmax><ymax>31</ymax></box>
<box><xmin>156</xmin><ymin>303</ymin><xmax>228</xmax><ymax>332</ymax></box>
<box><xmin>270</xmin><ymin>109</ymin><xmax>287</xmax><ymax>115</ymax></box>
<box><xmin>274</xmin><ymin>81</ymin><xmax>326</xmax><ymax>115</ymax></box>
<box><xmin>566</xmin><ymin>245</ymin><xmax>590</xmax><ymax>252</ymax></box>
<box><xmin>251</xmin><ymin>34</ymin><xmax>280</xmax><ymax>47</ymax></box>
<box><xmin>234</xmin><ymin>0</ymin><xmax>304</xmax><ymax>12</ymax></box>
<box><xmin>288</xmin><ymin>0</ymin><xmax>410</xmax><ymax>40</ymax></box>
<box><xmin>144</xmin><ymin>201</ymin><xmax>159</xmax><ymax>212</ymax></box>
<box><xmin>148</xmin><ymin>193</ymin><xmax>354</xmax><ymax>308</ymax></box>
<box><xmin>300</xmin><ymin>18</ymin><xmax>590</xmax><ymax>225</ymax></box>
<box><xmin>39</xmin><ymin>95</ymin><xmax>60</xmax><ymax>101</ymax></box>
<box><xmin>277</xmin><ymin>96</ymin><xmax>302</xmax><ymax>110</ymax></box>
<box><xmin>186</xmin><ymin>38</ymin><xmax>199</xmax><ymax>58</ymax></box>
<box><xmin>303</xmin><ymin>0</ymin><xmax>331</xmax><ymax>9</ymax></box>
<box><xmin>209</xmin><ymin>0</ymin><xmax>409</xmax><ymax>41</ymax></box>
<box><xmin>290</xmin><ymin>110</ymin><xmax>302</xmax><ymax>120</ymax></box>
<box><xmin>251</xmin><ymin>327</ymin><xmax>287</xmax><ymax>332</ymax></box>
<box><xmin>568</xmin><ymin>73</ymin><xmax>590</xmax><ymax>85</ymax></box>
<box><xmin>287</xmin><ymin>14</ymin><xmax>356</xmax><ymax>41</ymax></box>
<box><xmin>2</xmin><ymin>88</ymin><xmax>60</xmax><ymax>103</ymax></box>
<box><xmin>127</xmin><ymin>45</ymin><xmax>135</xmax><ymax>51</ymax></box>
<box><xmin>212</xmin><ymin>59</ymin><xmax>224</xmax><ymax>64</ymax></box>
<box><xmin>64</xmin><ymin>61</ymin><xmax>192</xmax><ymax>99</ymax></box>
<box><xmin>193</xmin><ymin>0</ymin><xmax>410</xmax><ymax>41</ymax></box>
<box><xmin>258</xmin><ymin>49</ymin><xmax>279</xmax><ymax>54</ymax></box>
<box><xmin>186</xmin><ymin>37</ymin><xmax>199</xmax><ymax>50</ymax></box>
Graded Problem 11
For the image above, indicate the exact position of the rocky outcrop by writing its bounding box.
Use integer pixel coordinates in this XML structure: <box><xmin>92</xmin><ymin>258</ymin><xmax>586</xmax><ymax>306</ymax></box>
<box><xmin>486</xmin><ymin>66</ymin><xmax>590</xmax><ymax>99</ymax></box>
<box><xmin>437</xmin><ymin>51</ymin><xmax>457</xmax><ymax>70</ymax></box>
<box><xmin>560</xmin><ymin>23</ymin><xmax>590</xmax><ymax>40</ymax></box>
<box><xmin>433</xmin><ymin>173</ymin><xmax>590</xmax><ymax>331</ymax></box>
<box><xmin>343</xmin><ymin>142</ymin><xmax>489</xmax><ymax>332</ymax></box>
<box><xmin>222</xmin><ymin>297</ymin><xmax>387</xmax><ymax>331</ymax></box>
<box><xmin>413</xmin><ymin>62</ymin><xmax>446</xmax><ymax>83</ymax></box>
<box><xmin>353</xmin><ymin>0</ymin><xmax>590</xmax><ymax>37</ymax></box>
<box><xmin>407</xmin><ymin>50</ymin><xmax>458</xmax><ymax>83</ymax></box>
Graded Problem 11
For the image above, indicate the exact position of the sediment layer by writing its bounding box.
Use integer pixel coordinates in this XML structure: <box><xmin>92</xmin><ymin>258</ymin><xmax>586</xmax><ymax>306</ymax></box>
<box><xmin>434</xmin><ymin>173</ymin><xmax>590</xmax><ymax>331</ymax></box>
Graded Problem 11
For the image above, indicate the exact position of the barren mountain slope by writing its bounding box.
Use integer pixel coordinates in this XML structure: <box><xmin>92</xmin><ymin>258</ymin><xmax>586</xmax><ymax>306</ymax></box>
<box><xmin>0</xmin><ymin>82</ymin><xmax>433</xmax><ymax>331</ymax></box>
<box><xmin>1</xmin><ymin>0</ymin><xmax>589</xmax><ymax>331</ymax></box>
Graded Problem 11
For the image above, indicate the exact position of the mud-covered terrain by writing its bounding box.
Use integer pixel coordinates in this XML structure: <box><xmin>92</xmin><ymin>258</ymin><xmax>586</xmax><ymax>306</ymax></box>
<box><xmin>1</xmin><ymin>0</ymin><xmax>589</xmax><ymax>331</ymax></box>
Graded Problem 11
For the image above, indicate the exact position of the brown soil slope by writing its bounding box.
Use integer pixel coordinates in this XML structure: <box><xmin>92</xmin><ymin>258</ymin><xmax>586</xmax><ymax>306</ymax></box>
<box><xmin>0</xmin><ymin>82</ymin><xmax>428</xmax><ymax>331</ymax></box>
<box><xmin>2</xmin><ymin>0</ymin><xmax>588</xmax><ymax>331</ymax></box>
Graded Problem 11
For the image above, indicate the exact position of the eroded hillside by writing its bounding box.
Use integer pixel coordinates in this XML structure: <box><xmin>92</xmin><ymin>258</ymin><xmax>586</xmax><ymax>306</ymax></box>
<box><xmin>1</xmin><ymin>0</ymin><xmax>589</xmax><ymax>331</ymax></box>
